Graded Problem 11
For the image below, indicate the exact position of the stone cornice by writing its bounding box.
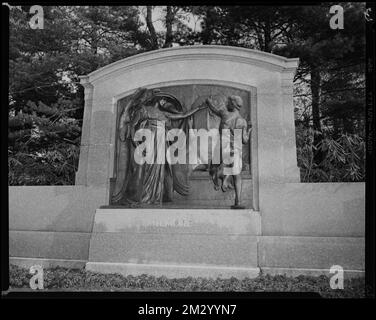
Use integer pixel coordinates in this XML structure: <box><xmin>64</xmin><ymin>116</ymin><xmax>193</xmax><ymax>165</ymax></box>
<box><xmin>80</xmin><ymin>45</ymin><xmax>299</xmax><ymax>85</ymax></box>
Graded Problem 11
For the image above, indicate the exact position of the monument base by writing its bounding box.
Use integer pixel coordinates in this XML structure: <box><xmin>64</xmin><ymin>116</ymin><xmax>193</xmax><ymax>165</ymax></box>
<box><xmin>86</xmin><ymin>208</ymin><xmax>261</xmax><ymax>279</ymax></box>
<box><xmin>109</xmin><ymin>173</ymin><xmax>254</xmax><ymax>209</ymax></box>
<box><xmin>86</xmin><ymin>262</ymin><xmax>260</xmax><ymax>279</ymax></box>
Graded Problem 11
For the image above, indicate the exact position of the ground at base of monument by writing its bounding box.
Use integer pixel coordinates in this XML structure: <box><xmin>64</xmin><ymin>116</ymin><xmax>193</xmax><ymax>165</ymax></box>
<box><xmin>8</xmin><ymin>264</ymin><xmax>367</xmax><ymax>298</ymax></box>
<box><xmin>100</xmin><ymin>203</ymin><xmax>253</xmax><ymax>209</ymax></box>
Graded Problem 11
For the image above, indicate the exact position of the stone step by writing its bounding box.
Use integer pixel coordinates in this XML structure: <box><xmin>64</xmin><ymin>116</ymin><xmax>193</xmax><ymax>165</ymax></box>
<box><xmin>92</xmin><ymin>208</ymin><xmax>260</xmax><ymax>234</ymax></box>
<box><xmin>87</xmin><ymin>208</ymin><xmax>261</xmax><ymax>278</ymax></box>
<box><xmin>103</xmin><ymin>202</ymin><xmax>253</xmax><ymax>209</ymax></box>
<box><xmin>160</xmin><ymin>199</ymin><xmax>253</xmax><ymax>208</ymax></box>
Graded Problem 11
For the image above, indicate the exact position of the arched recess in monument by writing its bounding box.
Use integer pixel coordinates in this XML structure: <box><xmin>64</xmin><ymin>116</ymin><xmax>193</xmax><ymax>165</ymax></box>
<box><xmin>77</xmin><ymin>45</ymin><xmax>300</xmax><ymax>210</ymax></box>
<box><xmin>111</xmin><ymin>80</ymin><xmax>257</xmax><ymax>208</ymax></box>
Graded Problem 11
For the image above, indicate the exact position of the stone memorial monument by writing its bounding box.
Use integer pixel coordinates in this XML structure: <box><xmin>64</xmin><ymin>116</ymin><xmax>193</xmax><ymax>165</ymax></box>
<box><xmin>10</xmin><ymin>45</ymin><xmax>365</xmax><ymax>280</ymax></box>
<box><xmin>75</xmin><ymin>45</ymin><xmax>301</xmax><ymax>277</ymax></box>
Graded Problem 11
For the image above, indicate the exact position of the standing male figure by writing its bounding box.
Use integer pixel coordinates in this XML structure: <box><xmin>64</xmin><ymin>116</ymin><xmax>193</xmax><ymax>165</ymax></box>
<box><xmin>205</xmin><ymin>95</ymin><xmax>252</xmax><ymax>209</ymax></box>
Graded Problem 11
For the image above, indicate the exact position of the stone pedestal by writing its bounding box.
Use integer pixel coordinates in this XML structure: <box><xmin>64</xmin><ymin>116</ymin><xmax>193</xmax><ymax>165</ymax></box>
<box><xmin>86</xmin><ymin>208</ymin><xmax>261</xmax><ymax>279</ymax></box>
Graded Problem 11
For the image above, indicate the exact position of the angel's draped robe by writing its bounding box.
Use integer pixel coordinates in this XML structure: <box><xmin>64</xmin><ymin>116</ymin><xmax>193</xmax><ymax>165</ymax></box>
<box><xmin>112</xmin><ymin>104</ymin><xmax>190</xmax><ymax>206</ymax></box>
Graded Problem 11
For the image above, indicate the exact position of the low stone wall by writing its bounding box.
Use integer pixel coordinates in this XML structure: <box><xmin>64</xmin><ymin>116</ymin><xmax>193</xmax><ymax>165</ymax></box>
<box><xmin>9</xmin><ymin>186</ymin><xmax>106</xmax><ymax>267</ymax></box>
<box><xmin>260</xmin><ymin>183</ymin><xmax>365</xmax><ymax>237</ymax></box>
<box><xmin>258</xmin><ymin>183</ymin><xmax>365</xmax><ymax>277</ymax></box>
<box><xmin>9</xmin><ymin>183</ymin><xmax>365</xmax><ymax>277</ymax></box>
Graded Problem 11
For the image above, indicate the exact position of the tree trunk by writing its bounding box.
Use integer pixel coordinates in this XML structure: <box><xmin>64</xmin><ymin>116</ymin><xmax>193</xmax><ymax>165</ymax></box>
<box><xmin>255</xmin><ymin>23</ymin><xmax>264</xmax><ymax>51</ymax></box>
<box><xmin>91</xmin><ymin>38</ymin><xmax>98</xmax><ymax>55</ymax></box>
<box><xmin>311</xmin><ymin>68</ymin><xmax>321</xmax><ymax>131</ymax></box>
<box><xmin>263</xmin><ymin>20</ymin><xmax>272</xmax><ymax>52</ymax></box>
<box><xmin>163</xmin><ymin>6</ymin><xmax>174</xmax><ymax>48</ymax></box>
<box><xmin>146</xmin><ymin>6</ymin><xmax>159</xmax><ymax>49</ymax></box>
<box><xmin>310</xmin><ymin>67</ymin><xmax>323</xmax><ymax>163</ymax></box>
<box><xmin>202</xmin><ymin>8</ymin><xmax>213</xmax><ymax>44</ymax></box>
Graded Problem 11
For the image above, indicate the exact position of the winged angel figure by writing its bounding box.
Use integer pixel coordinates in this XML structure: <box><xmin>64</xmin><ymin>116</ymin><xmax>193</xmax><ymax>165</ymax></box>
<box><xmin>111</xmin><ymin>88</ymin><xmax>205</xmax><ymax>206</ymax></box>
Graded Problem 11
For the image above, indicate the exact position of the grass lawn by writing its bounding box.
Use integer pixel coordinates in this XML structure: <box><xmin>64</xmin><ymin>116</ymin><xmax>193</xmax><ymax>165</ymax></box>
<box><xmin>8</xmin><ymin>264</ymin><xmax>367</xmax><ymax>298</ymax></box>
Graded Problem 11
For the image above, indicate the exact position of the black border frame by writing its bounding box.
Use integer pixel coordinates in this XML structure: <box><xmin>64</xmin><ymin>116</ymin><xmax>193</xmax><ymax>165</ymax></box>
<box><xmin>1</xmin><ymin>1</ymin><xmax>375</xmax><ymax>305</ymax></box>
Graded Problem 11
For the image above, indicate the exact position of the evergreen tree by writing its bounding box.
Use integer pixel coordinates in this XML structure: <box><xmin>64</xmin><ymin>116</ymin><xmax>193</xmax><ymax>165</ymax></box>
<box><xmin>8</xmin><ymin>6</ymin><xmax>145</xmax><ymax>185</ymax></box>
<box><xmin>8</xmin><ymin>5</ymin><xmax>366</xmax><ymax>184</ymax></box>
